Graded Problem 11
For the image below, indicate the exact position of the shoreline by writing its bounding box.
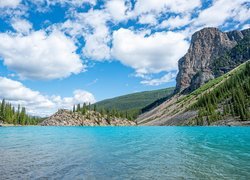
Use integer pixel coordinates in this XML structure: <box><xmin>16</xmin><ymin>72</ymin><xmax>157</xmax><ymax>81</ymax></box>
<box><xmin>1</xmin><ymin>123</ymin><xmax>250</xmax><ymax>127</ymax></box>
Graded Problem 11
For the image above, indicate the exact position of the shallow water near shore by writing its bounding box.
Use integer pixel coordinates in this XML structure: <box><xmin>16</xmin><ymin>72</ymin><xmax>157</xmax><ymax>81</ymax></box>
<box><xmin>0</xmin><ymin>126</ymin><xmax>250</xmax><ymax>179</ymax></box>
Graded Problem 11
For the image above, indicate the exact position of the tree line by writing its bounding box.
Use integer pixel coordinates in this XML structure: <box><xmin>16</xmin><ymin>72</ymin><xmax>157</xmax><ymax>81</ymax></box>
<box><xmin>193</xmin><ymin>61</ymin><xmax>250</xmax><ymax>125</ymax></box>
<box><xmin>72</xmin><ymin>103</ymin><xmax>135</xmax><ymax>121</ymax></box>
<box><xmin>0</xmin><ymin>99</ymin><xmax>41</xmax><ymax>125</ymax></box>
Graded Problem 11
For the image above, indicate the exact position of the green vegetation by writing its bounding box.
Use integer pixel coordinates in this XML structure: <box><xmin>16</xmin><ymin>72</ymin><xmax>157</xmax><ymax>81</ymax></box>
<box><xmin>91</xmin><ymin>87</ymin><xmax>174</xmax><ymax>120</ymax></box>
<box><xmin>192</xmin><ymin>61</ymin><xmax>250</xmax><ymax>124</ymax></box>
<box><xmin>0</xmin><ymin>99</ymin><xmax>42</xmax><ymax>125</ymax></box>
<box><xmin>72</xmin><ymin>102</ymin><xmax>130</xmax><ymax>122</ymax></box>
<box><xmin>145</xmin><ymin>61</ymin><xmax>250</xmax><ymax>126</ymax></box>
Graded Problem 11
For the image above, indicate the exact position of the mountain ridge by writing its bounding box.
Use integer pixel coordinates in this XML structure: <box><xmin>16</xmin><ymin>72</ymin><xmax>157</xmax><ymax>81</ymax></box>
<box><xmin>137</xmin><ymin>27</ymin><xmax>250</xmax><ymax>126</ymax></box>
<box><xmin>92</xmin><ymin>87</ymin><xmax>174</xmax><ymax>119</ymax></box>
<box><xmin>175</xmin><ymin>27</ymin><xmax>250</xmax><ymax>94</ymax></box>
<box><xmin>137</xmin><ymin>61</ymin><xmax>250</xmax><ymax>126</ymax></box>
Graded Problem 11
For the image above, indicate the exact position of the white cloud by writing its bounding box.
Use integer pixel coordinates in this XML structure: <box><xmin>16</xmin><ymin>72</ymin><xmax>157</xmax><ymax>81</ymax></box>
<box><xmin>11</xmin><ymin>18</ymin><xmax>32</xmax><ymax>35</ymax></box>
<box><xmin>0</xmin><ymin>30</ymin><xmax>84</xmax><ymax>80</ymax></box>
<box><xmin>0</xmin><ymin>76</ymin><xmax>54</xmax><ymax>116</ymax></box>
<box><xmin>138</xmin><ymin>13</ymin><xmax>157</xmax><ymax>25</ymax></box>
<box><xmin>0</xmin><ymin>0</ymin><xmax>20</xmax><ymax>8</ymax></box>
<box><xmin>0</xmin><ymin>77</ymin><xmax>96</xmax><ymax>116</ymax></box>
<box><xmin>51</xmin><ymin>90</ymin><xmax>96</xmax><ymax>110</ymax></box>
<box><xmin>57</xmin><ymin>0</ymin><xmax>96</xmax><ymax>6</ymax></box>
<box><xmin>27</xmin><ymin>0</ymin><xmax>96</xmax><ymax>9</ymax></box>
<box><xmin>159</xmin><ymin>15</ymin><xmax>191</xmax><ymax>30</ymax></box>
<box><xmin>79</xmin><ymin>10</ymin><xmax>111</xmax><ymax>60</ymax></box>
<box><xmin>141</xmin><ymin>72</ymin><xmax>176</xmax><ymax>86</ymax></box>
<box><xmin>241</xmin><ymin>24</ymin><xmax>250</xmax><ymax>30</ymax></box>
<box><xmin>133</xmin><ymin>0</ymin><xmax>200</xmax><ymax>15</ymax></box>
<box><xmin>112</xmin><ymin>28</ymin><xmax>189</xmax><ymax>76</ymax></box>
<box><xmin>106</xmin><ymin>0</ymin><xmax>129</xmax><ymax>21</ymax></box>
<box><xmin>63</xmin><ymin>9</ymin><xmax>112</xmax><ymax>60</ymax></box>
<box><xmin>234</xmin><ymin>4</ymin><xmax>250</xmax><ymax>22</ymax></box>
<box><xmin>194</xmin><ymin>0</ymin><xmax>248</xmax><ymax>27</ymax></box>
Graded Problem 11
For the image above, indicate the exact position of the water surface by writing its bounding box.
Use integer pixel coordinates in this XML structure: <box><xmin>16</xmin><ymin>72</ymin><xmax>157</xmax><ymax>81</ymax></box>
<box><xmin>0</xmin><ymin>127</ymin><xmax>250</xmax><ymax>179</ymax></box>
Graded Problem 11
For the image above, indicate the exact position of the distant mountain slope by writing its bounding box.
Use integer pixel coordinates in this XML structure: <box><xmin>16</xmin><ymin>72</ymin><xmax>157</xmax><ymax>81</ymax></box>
<box><xmin>93</xmin><ymin>87</ymin><xmax>174</xmax><ymax>119</ymax></box>
<box><xmin>137</xmin><ymin>61</ymin><xmax>250</xmax><ymax>126</ymax></box>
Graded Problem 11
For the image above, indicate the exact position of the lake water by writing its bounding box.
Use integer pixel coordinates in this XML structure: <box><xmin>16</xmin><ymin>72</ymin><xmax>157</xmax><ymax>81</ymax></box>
<box><xmin>0</xmin><ymin>127</ymin><xmax>250</xmax><ymax>179</ymax></box>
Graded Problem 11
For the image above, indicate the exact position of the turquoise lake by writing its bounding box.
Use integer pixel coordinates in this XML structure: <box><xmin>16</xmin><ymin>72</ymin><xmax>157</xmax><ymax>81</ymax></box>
<box><xmin>0</xmin><ymin>127</ymin><xmax>250</xmax><ymax>179</ymax></box>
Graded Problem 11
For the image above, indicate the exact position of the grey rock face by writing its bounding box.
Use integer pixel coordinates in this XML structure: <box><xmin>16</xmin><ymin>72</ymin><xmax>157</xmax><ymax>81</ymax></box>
<box><xmin>175</xmin><ymin>27</ymin><xmax>247</xmax><ymax>93</ymax></box>
<box><xmin>40</xmin><ymin>109</ymin><xmax>136</xmax><ymax>126</ymax></box>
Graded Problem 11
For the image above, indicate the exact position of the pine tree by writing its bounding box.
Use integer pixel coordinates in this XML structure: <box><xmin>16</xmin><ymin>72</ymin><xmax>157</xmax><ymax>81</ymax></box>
<box><xmin>20</xmin><ymin>107</ymin><xmax>26</xmax><ymax>125</ymax></box>
<box><xmin>0</xmin><ymin>99</ymin><xmax>5</xmax><ymax>120</ymax></box>
<box><xmin>77</xmin><ymin>104</ymin><xmax>81</xmax><ymax>112</ymax></box>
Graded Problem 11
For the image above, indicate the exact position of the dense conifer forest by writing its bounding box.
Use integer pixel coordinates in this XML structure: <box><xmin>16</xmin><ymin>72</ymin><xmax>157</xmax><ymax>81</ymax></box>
<box><xmin>193</xmin><ymin>61</ymin><xmax>250</xmax><ymax>124</ymax></box>
<box><xmin>0</xmin><ymin>99</ymin><xmax>42</xmax><ymax>125</ymax></box>
<box><xmin>90</xmin><ymin>87</ymin><xmax>174</xmax><ymax>120</ymax></box>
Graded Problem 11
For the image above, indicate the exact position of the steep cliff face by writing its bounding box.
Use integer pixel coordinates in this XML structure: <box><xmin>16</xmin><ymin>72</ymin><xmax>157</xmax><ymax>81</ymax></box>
<box><xmin>175</xmin><ymin>27</ymin><xmax>249</xmax><ymax>93</ymax></box>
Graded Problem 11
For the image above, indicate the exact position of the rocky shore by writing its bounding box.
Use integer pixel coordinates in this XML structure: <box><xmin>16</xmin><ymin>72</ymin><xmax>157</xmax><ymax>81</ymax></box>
<box><xmin>40</xmin><ymin>109</ymin><xmax>136</xmax><ymax>126</ymax></box>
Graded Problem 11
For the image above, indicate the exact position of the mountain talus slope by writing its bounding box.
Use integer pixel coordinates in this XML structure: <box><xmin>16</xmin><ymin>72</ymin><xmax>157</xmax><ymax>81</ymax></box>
<box><xmin>175</xmin><ymin>27</ymin><xmax>250</xmax><ymax>93</ymax></box>
<box><xmin>137</xmin><ymin>61</ymin><xmax>250</xmax><ymax>126</ymax></box>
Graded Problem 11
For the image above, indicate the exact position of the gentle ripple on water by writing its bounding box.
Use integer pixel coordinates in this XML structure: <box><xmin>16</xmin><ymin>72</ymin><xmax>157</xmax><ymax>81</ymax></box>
<box><xmin>0</xmin><ymin>126</ymin><xmax>250</xmax><ymax>179</ymax></box>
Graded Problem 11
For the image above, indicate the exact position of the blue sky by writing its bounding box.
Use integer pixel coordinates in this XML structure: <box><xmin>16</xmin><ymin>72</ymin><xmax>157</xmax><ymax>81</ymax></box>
<box><xmin>0</xmin><ymin>0</ymin><xmax>249</xmax><ymax>116</ymax></box>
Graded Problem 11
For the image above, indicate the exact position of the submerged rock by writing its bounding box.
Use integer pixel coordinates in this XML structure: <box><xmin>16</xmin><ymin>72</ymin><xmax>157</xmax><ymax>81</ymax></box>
<box><xmin>40</xmin><ymin>109</ymin><xmax>136</xmax><ymax>126</ymax></box>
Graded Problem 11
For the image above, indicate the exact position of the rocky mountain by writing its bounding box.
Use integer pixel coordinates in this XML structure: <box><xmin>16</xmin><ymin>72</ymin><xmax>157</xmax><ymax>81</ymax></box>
<box><xmin>40</xmin><ymin>109</ymin><xmax>136</xmax><ymax>126</ymax></box>
<box><xmin>137</xmin><ymin>61</ymin><xmax>250</xmax><ymax>126</ymax></box>
<box><xmin>175</xmin><ymin>27</ymin><xmax>250</xmax><ymax>93</ymax></box>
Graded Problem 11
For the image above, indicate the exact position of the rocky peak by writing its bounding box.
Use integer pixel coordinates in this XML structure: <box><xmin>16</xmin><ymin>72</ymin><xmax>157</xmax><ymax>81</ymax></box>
<box><xmin>175</xmin><ymin>27</ymin><xmax>248</xmax><ymax>93</ymax></box>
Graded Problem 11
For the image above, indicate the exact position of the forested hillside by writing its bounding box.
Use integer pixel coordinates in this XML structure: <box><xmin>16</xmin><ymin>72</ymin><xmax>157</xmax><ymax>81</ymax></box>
<box><xmin>137</xmin><ymin>61</ymin><xmax>250</xmax><ymax>125</ymax></box>
<box><xmin>91</xmin><ymin>87</ymin><xmax>174</xmax><ymax>120</ymax></box>
<box><xmin>0</xmin><ymin>99</ymin><xmax>41</xmax><ymax>125</ymax></box>
<box><xmin>191</xmin><ymin>61</ymin><xmax>250</xmax><ymax>124</ymax></box>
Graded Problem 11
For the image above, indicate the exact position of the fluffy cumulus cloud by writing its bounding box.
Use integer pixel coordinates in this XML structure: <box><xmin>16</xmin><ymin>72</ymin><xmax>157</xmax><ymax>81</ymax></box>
<box><xmin>106</xmin><ymin>0</ymin><xmax>129</xmax><ymax>21</ymax></box>
<box><xmin>194</xmin><ymin>0</ymin><xmax>249</xmax><ymax>27</ymax></box>
<box><xmin>0</xmin><ymin>0</ymin><xmax>249</xmax><ymax>90</ymax></box>
<box><xmin>141</xmin><ymin>72</ymin><xmax>176</xmax><ymax>86</ymax></box>
<box><xmin>80</xmin><ymin>10</ymin><xmax>111</xmax><ymax>60</ymax></box>
<box><xmin>50</xmin><ymin>0</ymin><xmax>96</xmax><ymax>6</ymax></box>
<box><xmin>0</xmin><ymin>0</ymin><xmax>21</xmax><ymax>8</ymax></box>
<box><xmin>159</xmin><ymin>15</ymin><xmax>191</xmax><ymax>30</ymax></box>
<box><xmin>0</xmin><ymin>76</ymin><xmax>54</xmax><ymax>116</ymax></box>
<box><xmin>133</xmin><ymin>0</ymin><xmax>201</xmax><ymax>16</ymax></box>
<box><xmin>112</xmin><ymin>28</ymin><xmax>189</xmax><ymax>76</ymax></box>
<box><xmin>51</xmin><ymin>90</ymin><xmax>96</xmax><ymax>110</ymax></box>
<box><xmin>138</xmin><ymin>13</ymin><xmax>158</xmax><ymax>25</ymax></box>
<box><xmin>25</xmin><ymin>0</ymin><xmax>96</xmax><ymax>9</ymax></box>
<box><xmin>2</xmin><ymin>0</ymin><xmax>247</xmax><ymax>83</ymax></box>
<box><xmin>0</xmin><ymin>77</ymin><xmax>96</xmax><ymax>116</ymax></box>
<box><xmin>61</xmin><ymin>9</ymin><xmax>112</xmax><ymax>60</ymax></box>
<box><xmin>0</xmin><ymin>30</ymin><xmax>84</xmax><ymax>80</ymax></box>
<box><xmin>11</xmin><ymin>18</ymin><xmax>32</xmax><ymax>35</ymax></box>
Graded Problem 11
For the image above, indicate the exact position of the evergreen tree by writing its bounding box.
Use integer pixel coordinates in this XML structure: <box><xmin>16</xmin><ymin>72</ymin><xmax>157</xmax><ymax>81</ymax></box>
<box><xmin>77</xmin><ymin>104</ymin><xmax>81</xmax><ymax>112</ymax></box>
